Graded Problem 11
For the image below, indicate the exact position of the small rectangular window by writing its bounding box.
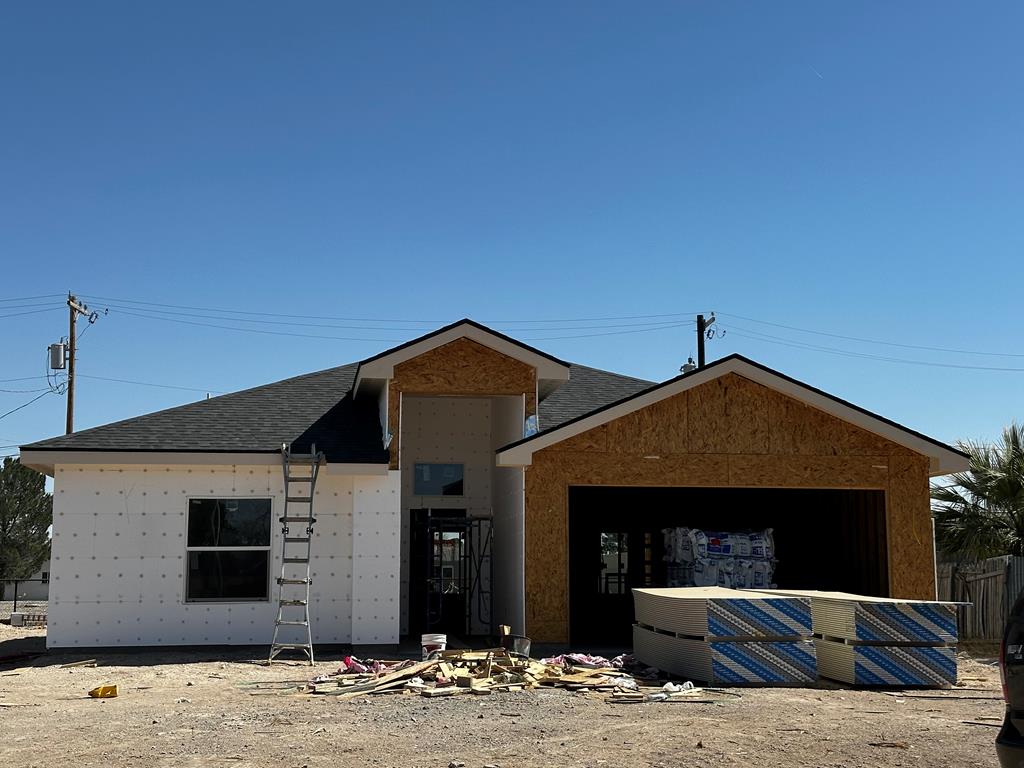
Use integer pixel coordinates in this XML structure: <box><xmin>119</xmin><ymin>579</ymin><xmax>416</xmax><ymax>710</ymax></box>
<box><xmin>186</xmin><ymin>498</ymin><xmax>271</xmax><ymax>602</ymax></box>
<box><xmin>413</xmin><ymin>463</ymin><xmax>464</xmax><ymax>496</ymax></box>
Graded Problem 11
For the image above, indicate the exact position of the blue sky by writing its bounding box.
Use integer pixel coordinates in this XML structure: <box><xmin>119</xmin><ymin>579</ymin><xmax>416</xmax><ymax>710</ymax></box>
<box><xmin>1</xmin><ymin>2</ymin><xmax>1022</xmax><ymax>456</ymax></box>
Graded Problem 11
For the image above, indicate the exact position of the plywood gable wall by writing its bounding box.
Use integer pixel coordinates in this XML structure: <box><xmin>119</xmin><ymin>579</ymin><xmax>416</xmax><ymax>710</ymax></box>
<box><xmin>546</xmin><ymin>373</ymin><xmax>911</xmax><ymax>459</ymax></box>
<box><xmin>387</xmin><ymin>337</ymin><xmax>537</xmax><ymax>468</ymax></box>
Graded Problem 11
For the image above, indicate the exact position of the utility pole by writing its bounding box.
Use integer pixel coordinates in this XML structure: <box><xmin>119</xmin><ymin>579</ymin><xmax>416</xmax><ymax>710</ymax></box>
<box><xmin>65</xmin><ymin>293</ymin><xmax>91</xmax><ymax>435</ymax></box>
<box><xmin>696</xmin><ymin>314</ymin><xmax>707</xmax><ymax>368</ymax></box>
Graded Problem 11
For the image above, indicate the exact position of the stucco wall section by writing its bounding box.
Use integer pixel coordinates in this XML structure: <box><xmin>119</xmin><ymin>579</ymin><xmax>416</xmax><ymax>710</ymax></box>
<box><xmin>387</xmin><ymin>338</ymin><xmax>536</xmax><ymax>468</ymax></box>
<box><xmin>524</xmin><ymin>373</ymin><xmax>936</xmax><ymax>643</ymax></box>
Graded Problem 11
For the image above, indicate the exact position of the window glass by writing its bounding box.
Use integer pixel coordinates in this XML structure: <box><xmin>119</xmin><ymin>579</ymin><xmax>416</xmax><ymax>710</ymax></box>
<box><xmin>413</xmin><ymin>463</ymin><xmax>464</xmax><ymax>496</ymax></box>
<box><xmin>187</xmin><ymin>551</ymin><xmax>269</xmax><ymax>600</ymax></box>
<box><xmin>185</xmin><ymin>498</ymin><xmax>272</xmax><ymax>601</ymax></box>
<box><xmin>187</xmin><ymin>498</ymin><xmax>271</xmax><ymax>547</ymax></box>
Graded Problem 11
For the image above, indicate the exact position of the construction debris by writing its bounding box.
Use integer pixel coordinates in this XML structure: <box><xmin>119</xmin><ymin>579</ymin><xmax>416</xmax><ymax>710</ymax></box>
<box><xmin>298</xmin><ymin>648</ymin><xmax>648</xmax><ymax>699</ymax></box>
<box><xmin>88</xmin><ymin>685</ymin><xmax>118</xmax><ymax>698</ymax></box>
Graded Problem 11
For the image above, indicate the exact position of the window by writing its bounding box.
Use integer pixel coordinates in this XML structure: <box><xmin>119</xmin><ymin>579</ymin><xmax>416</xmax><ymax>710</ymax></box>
<box><xmin>413</xmin><ymin>463</ymin><xmax>464</xmax><ymax>496</ymax></box>
<box><xmin>600</xmin><ymin>532</ymin><xmax>628</xmax><ymax>595</ymax></box>
<box><xmin>185</xmin><ymin>498</ymin><xmax>271</xmax><ymax>601</ymax></box>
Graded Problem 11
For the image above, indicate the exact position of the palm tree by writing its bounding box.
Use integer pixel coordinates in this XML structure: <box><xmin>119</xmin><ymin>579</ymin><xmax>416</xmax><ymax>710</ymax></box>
<box><xmin>932</xmin><ymin>423</ymin><xmax>1024</xmax><ymax>560</ymax></box>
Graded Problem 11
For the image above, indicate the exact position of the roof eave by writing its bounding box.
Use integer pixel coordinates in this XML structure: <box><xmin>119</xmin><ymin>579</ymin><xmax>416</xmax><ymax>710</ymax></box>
<box><xmin>18</xmin><ymin>448</ymin><xmax>389</xmax><ymax>477</ymax></box>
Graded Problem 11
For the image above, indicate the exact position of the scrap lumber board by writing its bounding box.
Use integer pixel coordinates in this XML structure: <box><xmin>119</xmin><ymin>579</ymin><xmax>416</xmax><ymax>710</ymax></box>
<box><xmin>763</xmin><ymin>589</ymin><xmax>959</xmax><ymax>645</ymax></box>
<box><xmin>632</xmin><ymin>587</ymin><xmax>812</xmax><ymax>640</ymax></box>
<box><xmin>633</xmin><ymin>624</ymin><xmax>816</xmax><ymax>686</ymax></box>
<box><xmin>814</xmin><ymin>638</ymin><xmax>956</xmax><ymax>687</ymax></box>
<box><xmin>329</xmin><ymin>660</ymin><xmax>437</xmax><ymax>699</ymax></box>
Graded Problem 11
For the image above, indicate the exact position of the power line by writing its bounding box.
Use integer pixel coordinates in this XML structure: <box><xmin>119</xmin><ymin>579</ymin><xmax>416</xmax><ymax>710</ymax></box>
<box><xmin>0</xmin><ymin>294</ymin><xmax>66</xmax><ymax>303</ymax></box>
<box><xmin>0</xmin><ymin>376</ymin><xmax>46</xmax><ymax>383</ymax></box>
<box><xmin>96</xmin><ymin>301</ymin><xmax>691</xmax><ymax>333</ymax></box>
<box><xmin>76</xmin><ymin>374</ymin><xmax>225</xmax><ymax>394</ymax></box>
<box><xmin>0</xmin><ymin>391</ymin><xmax>52</xmax><ymax>421</ymax></box>
<box><xmin>725</xmin><ymin>324</ymin><xmax>1024</xmax><ymax>372</ymax></box>
<box><xmin>0</xmin><ymin>306</ymin><xmax>64</xmax><ymax>320</ymax></box>
<box><xmin>0</xmin><ymin>386</ymin><xmax>50</xmax><ymax>394</ymax></box>
<box><xmin>80</xmin><ymin>293</ymin><xmax>701</xmax><ymax>326</ymax></box>
<box><xmin>521</xmin><ymin>321</ymin><xmax>695</xmax><ymax>341</ymax></box>
<box><xmin>719</xmin><ymin>311</ymin><xmax>1024</xmax><ymax>359</ymax></box>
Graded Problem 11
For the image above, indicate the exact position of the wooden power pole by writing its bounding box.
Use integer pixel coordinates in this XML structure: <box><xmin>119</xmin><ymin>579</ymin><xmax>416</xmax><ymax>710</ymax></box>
<box><xmin>696</xmin><ymin>314</ymin><xmax>707</xmax><ymax>368</ymax></box>
<box><xmin>65</xmin><ymin>293</ymin><xmax>91</xmax><ymax>435</ymax></box>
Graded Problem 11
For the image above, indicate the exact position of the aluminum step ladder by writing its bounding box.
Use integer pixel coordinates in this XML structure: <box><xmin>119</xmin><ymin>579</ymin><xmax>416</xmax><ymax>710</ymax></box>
<box><xmin>268</xmin><ymin>443</ymin><xmax>324</xmax><ymax>664</ymax></box>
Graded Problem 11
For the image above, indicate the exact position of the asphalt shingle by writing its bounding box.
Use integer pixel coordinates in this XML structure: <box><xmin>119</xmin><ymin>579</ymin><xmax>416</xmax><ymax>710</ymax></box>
<box><xmin>21</xmin><ymin>359</ymin><xmax>655</xmax><ymax>461</ymax></box>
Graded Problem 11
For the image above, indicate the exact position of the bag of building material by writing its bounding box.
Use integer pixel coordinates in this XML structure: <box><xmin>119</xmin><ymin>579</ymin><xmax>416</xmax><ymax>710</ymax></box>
<box><xmin>692</xmin><ymin>557</ymin><xmax>719</xmax><ymax>587</ymax></box>
<box><xmin>751</xmin><ymin>559</ymin><xmax>775</xmax><ymax>588</ymax></box>
<box><xmin>714</xmin><ymin>556</ymin><xmax>735</xmax><ymax>588</ymax></box>
<box><xmin>749</xmin><ymin>529</ymin><xmax>775</xmax><ymax>560</ymax></box>
<box><xmin>682</xmin><ymin>528</ymin><xmax>707</xmax><ymax>562</ymax></box>
<box><xmin>730</xmin><ymin>533</ymin><xmax>752</xmax><ymax>558</ymax></box>
<box><xmin>732</xmin><ymin>559</ymin><xmax>754</xmax><ymax>589</ymax></box>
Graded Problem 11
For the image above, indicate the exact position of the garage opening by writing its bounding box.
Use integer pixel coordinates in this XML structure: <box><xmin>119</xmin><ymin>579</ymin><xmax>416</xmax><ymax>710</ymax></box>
<box><xmin>568</xmin><ymin>486</ymin><xmax>888</xmax><ymax>646</ymax></box>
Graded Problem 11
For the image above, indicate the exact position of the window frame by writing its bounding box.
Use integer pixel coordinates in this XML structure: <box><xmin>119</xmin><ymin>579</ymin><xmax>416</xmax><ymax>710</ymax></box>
<box><xmin>184</xmin><ymin>496</ymin><xmax>273</xmax><ymax>604</ymax></box>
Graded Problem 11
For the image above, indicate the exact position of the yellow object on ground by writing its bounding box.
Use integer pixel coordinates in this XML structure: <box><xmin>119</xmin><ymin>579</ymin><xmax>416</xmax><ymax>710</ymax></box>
<box><xmin>88</xmin><ymin>685</ymin><xmax>118</xmax><ymax>698</ymax></box>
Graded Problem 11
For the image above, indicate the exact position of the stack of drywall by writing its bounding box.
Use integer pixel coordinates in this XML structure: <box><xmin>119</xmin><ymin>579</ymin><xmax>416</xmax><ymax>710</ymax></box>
<box><xmin>766</xmin><ymin>590</ymin><xmax>958</xmax><ymax>687</ymax></box>
<box><xmin>632</xmin><ymin>586</ymin><xmax>816</xmax><ymax>685</ymax></box>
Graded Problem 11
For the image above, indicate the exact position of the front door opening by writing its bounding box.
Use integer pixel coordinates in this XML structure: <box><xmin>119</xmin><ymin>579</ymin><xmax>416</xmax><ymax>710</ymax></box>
<box><xmin>409</xmin><ymin>509</ymin><xmax>492</xmax><ymax>639</ymax></box>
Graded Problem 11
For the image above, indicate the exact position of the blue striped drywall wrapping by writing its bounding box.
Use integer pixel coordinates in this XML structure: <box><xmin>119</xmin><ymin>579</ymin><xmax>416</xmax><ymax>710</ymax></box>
<box><xmin>710</xmin><ymin>640</ymin><xmax>817</xmax><ymax>684</ymax></box>
<box><xmin>852</xmin><ymin>645</ymin><xmax>957</xmax><ymax>686</ymax></box>
<box><xmin>706</xmin><ymin>598</ymin><xmax>812</xmax><ymax>639</ymax></box>
<box><xmin>856</xmin><ymin>602</ymin><xmax>958</xmax><ymax>644</ymax></box>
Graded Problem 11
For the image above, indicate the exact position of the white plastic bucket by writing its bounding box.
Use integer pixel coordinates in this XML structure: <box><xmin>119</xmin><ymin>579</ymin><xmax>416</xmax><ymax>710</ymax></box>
<box><xmin>421</xmin><ymin>633</ymin><xmax>447</xmax><ymax>659</ymax></box>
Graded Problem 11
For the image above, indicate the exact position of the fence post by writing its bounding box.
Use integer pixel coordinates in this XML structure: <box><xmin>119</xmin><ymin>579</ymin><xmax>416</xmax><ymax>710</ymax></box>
<box><xmin>12</xmin><ymin>581</ymin><xmax>18</xmax><ymax>614</ymax></box>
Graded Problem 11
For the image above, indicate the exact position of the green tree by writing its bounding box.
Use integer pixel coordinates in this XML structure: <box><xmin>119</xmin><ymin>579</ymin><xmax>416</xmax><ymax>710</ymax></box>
<box><xmin>932</xmin><ymin>423</ymin><xmax>1024</xmax><ymax>560</ymax></box>
<box><xmin>0</xmin><ymin>457</ymin><xmax>52</xmax><ymax>600</ymax></box>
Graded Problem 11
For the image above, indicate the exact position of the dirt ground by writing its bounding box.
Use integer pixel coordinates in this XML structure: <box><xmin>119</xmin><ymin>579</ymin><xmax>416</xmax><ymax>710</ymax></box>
<box><xmin>0</xmin><ymin>624</ymin><xmax>1004</xmax><ymax>768</ymax></box>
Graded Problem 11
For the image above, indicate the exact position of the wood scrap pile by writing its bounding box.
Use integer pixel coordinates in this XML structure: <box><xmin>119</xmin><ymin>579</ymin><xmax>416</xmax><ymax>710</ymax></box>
<box><xmin>301</xmin><ymin>649</ymin><xmax>641</xmax><ymax>699</ymax></box>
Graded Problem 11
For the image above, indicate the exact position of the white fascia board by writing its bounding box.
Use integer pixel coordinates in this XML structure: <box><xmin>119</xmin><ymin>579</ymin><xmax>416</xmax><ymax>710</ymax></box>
<box><xmin>18</xmin><ymin>450</ymin><xmax>388</xmax><ymax>477</ymax></box>
<box><xmin>355</xmin><ymin>323</ymin><xmax>570</xmax><ymax>391</ymax></box>
<box><xmin>496</xmin><ymin>358</ymin><xmax>968</xmax><ymax>477</ymax></box>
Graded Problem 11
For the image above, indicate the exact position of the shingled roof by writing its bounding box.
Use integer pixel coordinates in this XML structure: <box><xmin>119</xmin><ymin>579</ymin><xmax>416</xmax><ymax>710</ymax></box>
<box><xmin>20</xmin><ymin>357</ymin><xmax>656</xmax><ymax>463</ymax></box>
<box><xmin>20</xmin><ymin>363</ymin><xmax>389</xmax><ymax>463</ymax></box>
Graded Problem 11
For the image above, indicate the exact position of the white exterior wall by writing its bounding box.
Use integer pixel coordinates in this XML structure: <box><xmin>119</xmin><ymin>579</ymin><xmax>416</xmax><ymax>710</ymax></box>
<box><xmin>491</xmin><ymin>396</ymin><xmax>526</xmax><ymax>634</ymax></box>
<box><xmin>48</xmin><ymin>463</ymin><xmax>399</xmax><ymax>648</ymax></box>
<box><xmin>399</xmin><ymin>396</ymin><xmax>494</xmax><ymax>635</ymax></box>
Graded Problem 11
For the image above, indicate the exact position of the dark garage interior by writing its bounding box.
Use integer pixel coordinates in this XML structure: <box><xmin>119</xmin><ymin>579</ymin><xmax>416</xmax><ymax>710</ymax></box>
<box><xmin>568</xmin><ymin>485</ymin><xmax>888</xmax><ymax>645</ymax></box>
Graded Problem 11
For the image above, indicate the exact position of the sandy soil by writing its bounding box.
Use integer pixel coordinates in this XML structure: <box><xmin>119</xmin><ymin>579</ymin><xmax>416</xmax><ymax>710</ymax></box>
<box><xmin>0</xmin><ymin>624</ymin><xmax>1004</xmax><ymax>768</ymax></box>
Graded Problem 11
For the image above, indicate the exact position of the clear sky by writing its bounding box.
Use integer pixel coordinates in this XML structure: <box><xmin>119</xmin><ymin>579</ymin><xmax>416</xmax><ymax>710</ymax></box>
<box><xmin>1</xmin><ymin>2</ymin><xmax>1022</xmax><ymax>458</ymax></box>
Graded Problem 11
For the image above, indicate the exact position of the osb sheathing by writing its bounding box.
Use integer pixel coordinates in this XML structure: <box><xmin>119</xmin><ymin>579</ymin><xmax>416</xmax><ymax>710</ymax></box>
<box><xmin>387</xmin><ymin>337</ymin><xmax>537</xmax><ymax>468</ymax></box>
<box><xmin>524</xmin><ymin>372</ymin><xmax>937</xmax><ymax>643</ymax></box>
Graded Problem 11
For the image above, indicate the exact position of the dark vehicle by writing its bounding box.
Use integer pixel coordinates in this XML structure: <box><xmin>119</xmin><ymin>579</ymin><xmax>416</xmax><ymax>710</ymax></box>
<box><xmin>998</xmin><ymin>597</ymin><xmax>1024</xmax><ymax>766</ymax></box>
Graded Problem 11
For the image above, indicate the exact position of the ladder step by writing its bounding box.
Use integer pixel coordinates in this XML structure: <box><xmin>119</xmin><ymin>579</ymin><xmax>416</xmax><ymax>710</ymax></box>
<box><xmin>284</xmin><ymin>537</ymin><xmax>310</xmax><ymax>544</ymax></box>
<box><xmin>286</xmin><ymin>456</ymin><xmax>320</xmax><ymax>465</ymax></box>
<box><xmin>285</xmin><ymin>476</ymin><xmax>313</xmax><ymax>482</ymax></box>
<box><xmin>277</xmin><ymin>578</ymin><xmax>311</xmax><ymax>585</ymax></box>
<box><xmin>283</xmin><ymin>557</ymin><xmax>309</xmax><ymax>564</ymax></box>
<box><xmin>275</xmin><ymin>620</ymin><xmax>309</xmax><ymax>626</ymax></box>
<box><xmin>272</xmin><ymin>642</ymin><xmax>313</xmax><ymax>649</ymax></box>
<box><xmin>280</xmin><ymin>517</ymin><xmax>316</xmax><ymax>523</ymax></box>
<box><xmin>285</xmin><ymin>496</ymin><xmax>314</xmax><ymax>503</ymax></box>
<box><xmin>279</xmin><ymin>599</ymin><xmax>307</xmax><ymax>606</ymax></box>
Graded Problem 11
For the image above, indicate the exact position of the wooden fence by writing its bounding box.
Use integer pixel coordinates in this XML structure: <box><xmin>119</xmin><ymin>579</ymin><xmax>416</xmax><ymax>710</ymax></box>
<box><xmin>937</xmin><ymin>556</ymin><xmax>1024</xmax><ymax>640</ymax></box>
